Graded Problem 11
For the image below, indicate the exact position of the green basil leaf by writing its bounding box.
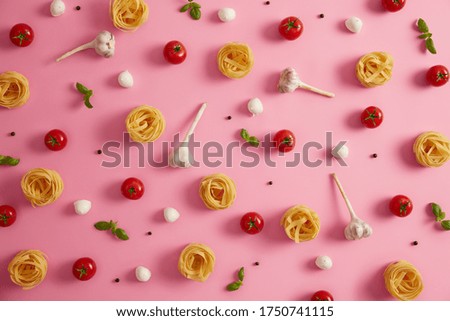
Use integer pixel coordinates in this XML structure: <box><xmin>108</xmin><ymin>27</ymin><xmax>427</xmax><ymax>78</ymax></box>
<box><xmin>76</xmin><ymin>82</ymin><xmax>89</xmax><ymax>94</ymax></box>
<box><xmin>94</xmin><ymin>221</ymin><xmax>111</xmax><ymax>231</ymax></box>
<box><xmin>418</xmin><ymin>33</ymin><xmax>431</xmax><ymax>39</ymax></box>
<box><xmin>114</xmin><ymin>228</ymin><xmax>129</xmax><ymax>240</ymax></box>
<box><xmin>180</xmin><ymin>3</ymin><xmax>191</xmax><ymax>12</ymax></box>
<box><xmin>441</xmin><ymin>220</ymin><xmax>450</xmax><ymax>230</ymax></box>
<box><xmin>240</xmin><ymin>129</ymin><xmax>250</xmax><ymax>140</ymax></box>
<box><xmin>431</xmin><ymin>203</ymin><xmax>444</xmax><ymax>221</ymax></box>
<box><xmin>417</xmin><ymin>18</ymin><xmax>429</xmax><ymax>33</ymax></box>
<box><xmin>190</xmin><ymin>2</ymin><xmax>201</xmax><ymax>8</ymax></box>
<box><xmin>0</xmin><ymin>155</ymin><xmax>20</xmax><ymax>166</ymax></box>
<box><xmin>84</xmin><ymin>95</ymin><xmax>93</xmax><ymax>109</ymax></box>
<box><xmin>426</xmin><ymin>37</ymin><xmax>437</xmax><ymax>54</ymax></box>
<box><xmin>190</xmin><ymin>7</ymin><xmax>201</xmax><ymax>20</ymax></box>
<box><xmin>248</xmin><ymin>136</ymin><xmax>260</xmax><ymax>147</ymax></box>
<box><xmin>238</xmin><ymin>267</ymin><xmax>244</xmax><ymax>282</ymax></box>
<box><xmin>226</xmin><ymin>281</ymin><xmax>242</xmax><ymax>291</ymax></box>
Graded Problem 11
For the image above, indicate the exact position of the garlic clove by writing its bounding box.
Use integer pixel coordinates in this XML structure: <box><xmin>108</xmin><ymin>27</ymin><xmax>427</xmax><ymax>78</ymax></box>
<box><xmin>135</xmin><ymin>266</ymin><xmax>151</xmax><ymax>282</ymax></box>
<box><xmin>345</xmin><ymin>16</ymin><xmax>363</xmax><ymax>33</ymax></box>
<box><xmin>218</xmin><ymin>8</ymin><xmax>236</xmax><ymax>22</ymax></box>
<box><xmin>50</xmin><ymin>0</ymin><xmax>65</xmax><ymax>17</ymax></box>
<box><xmin>164</xmin><ymin>207</ymin><xmax>180</xmax><ymax>223</ymax></box>
<box><xmin>247</xmin><ymin>97</ymin><xmax>263</xmax><ymax>116</ymax></box>
<box><xmin>74</xmin><ymin>200</ymin><xmax>92</xmax><ymax>215</ymax></box>
<box><xmin>332</xmin><ymin>144</ymin><xmax>349</xmax><ymax>159</ymax></box>
<box><xmin>315</xmin><ymin>255</ymin><xmax>333</xmax><ymax>270</ymax></box>
<box><xmin>118</xmin><ymin>70</ymin><xmax>134</xmax><ymax>88</ymax></box>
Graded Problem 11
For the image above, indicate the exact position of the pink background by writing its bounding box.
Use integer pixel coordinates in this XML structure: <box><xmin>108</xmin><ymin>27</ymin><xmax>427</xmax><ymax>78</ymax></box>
<box><xmin>1</xmin><ymin>0</ymin><xmax>450</xmax><ymax>301</ymax></box>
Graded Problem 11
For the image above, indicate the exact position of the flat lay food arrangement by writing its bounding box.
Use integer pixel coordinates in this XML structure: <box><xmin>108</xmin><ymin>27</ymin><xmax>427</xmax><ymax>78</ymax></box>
<box><xmin>1</xmin><ymin>0</ymin><xmax>450</xmax><ymax>301</ymax></box>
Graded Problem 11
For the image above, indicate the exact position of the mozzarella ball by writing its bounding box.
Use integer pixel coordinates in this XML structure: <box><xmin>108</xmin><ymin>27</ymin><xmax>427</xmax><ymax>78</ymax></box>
<box><xmin>135</xmin><ymin>266</ymin><xmax>151</xmax><ymax>282</ymax></box>
<box><xmin>247</xmin><ymin>97</ymin><xmax>263</xmax><ymax>116</ymax></box>
<box><xmin>73</xmin><ymin>200</ymin><xmax>92</xmax><ymax>215</ymax></box>
<box><xmin>332</xmin><ymin>144</ymin><xmax>349</xmax><ymax>159</ymax></box>
<box><xmin>315</xmin><ymin>255</ymin><xmax>333</xmax><ymax>270</ymax></box>
<box><xmin>164</xmin><ymin>207</ymin><xmax>180</xmax><ymax>223</ymax></box>
<box><xmin>218</xmin><ymin>8</ymin><xmax>236</xmax><ymax>22</ymax></box>
<box><xmin>345</xmin><ymin>16</ymin><xmax>363</xmax><ymax>33</ymax></box>
<box><xmin>118</xmin><ymin>70</ymin><xmax>134</xmax><ymax>88</ymax></box>
<box><xmin>50</xmin><ymin>0</ymin><xmax>65</xmax><ymax>17</ymax></box>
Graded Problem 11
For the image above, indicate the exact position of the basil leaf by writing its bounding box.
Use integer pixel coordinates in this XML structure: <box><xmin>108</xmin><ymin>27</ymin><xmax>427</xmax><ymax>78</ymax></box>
<box><xmin>84</xmin><ymin>94</ymin><xmax>93</xmax><ymax>109</ymax></box>
<box><xmin>191</xmin><ymin>2</ymin><xmax>201</xmax><ymax>8</ymax></box>
<box><xmin>114</xmin><ymin>228</ymin><xmax>129</xmax><ymax>240</ymax></box>
<box><xmin>190</xmin><ymin>7</ymin><xmax>201</xmax><ymax>20</ymax></box>
<box><xmin>248</xmin><ymin>136</ymin><xmax>260</xmax><ymax>147</ymax></box>
<box><xmin>431</xmin><ymin>203</ymin><xmax>445</xmax><ymax>221</ymax></box>
<box><xmin>240</xmin><ymin>129</ymin><xmax>250</xmax><ymax>140</ymax></box>
<box><xmin>238</xmin><ymin>267</ymin><xmax>244</xmax><ymax>282</ymax></box>
<box><xmin>94</xmin><ymin>221</ymin><xmax>111</xmax><ymax>231</ymax></box>
<box><xmin>180</xmin><ymin>3</ymin><xmax>191</xmax><ymax>12</ymax></box>
<box><xmin>441</xmin><ymin>220</ymin><xmax>450</xmax><ymax>230</ymax></box>
<box><xmin>417</xmin><ymin>18</ymin><xmax>429</xmax><ymax>33</ymax></box>
<box><xmin>0</xmin><ymin>155</ymin><xmax>20</xmax><ymax>166</ymax></box>
<box><xmin>426</xmin><ymin>37</ymin><xmax>437</xmax><ymax>54</ymax></box>
<box><xmin>418</xmin><ymin>33</ymin><xmax>431</xmax><ymax>39</ymax></box>
<box><xmin>76</xmin><ymin>82</ymin><xmax>89</xmax><ymax>94</ymax></box>
<box><xmin>226</xmin><ymin>281</ymin><xmax>242</xmax><ymax>291</ymax></box>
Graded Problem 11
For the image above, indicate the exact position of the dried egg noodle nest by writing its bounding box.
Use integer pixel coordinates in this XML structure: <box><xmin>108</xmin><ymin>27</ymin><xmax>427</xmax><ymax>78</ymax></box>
<box><xmin>384</xmin><ymin>260</ymin><xmax>423</xmax><ymax>301</ymax></box>
<box><xmin>178</xmin><ymin>243</ymin><xmax>215</xmax><ymax>282</ymax></box>
<box><xmin>280</xmin><ymin>205</ymin><xmax>320</xmax><ymax>243</ymax></box>
<box><xmin>21</xmin><ymin>168</ymin><xmax>64</xmax><ymax>207</ymax></box>
<box><xmin>125</xmin><ymin>105</ymin><xmax>166</xmax><ymax>143</ymax></box>
<box><xmin>217</xmin><ymin>43</ymin><xmax>254</xmax><ymax>79</ymax></box>
<box><xmin>199</xmin><ymin>173</ymin><xmax>236</xmax><ymax>210</ymax></box>
<box><xmin>413</xmin><ymin>131</ymin><xmax>450</xmax><ymax>167</ymax></box>
<box><xmin>8</xmin><ymin>250</ymin><xmax>48</xmax><ymax>290</ymax></box>
<box><xmin>0</xmin><ymin>71</ymin><xmax>30</xmax><ymax>109</ymax></box>
<box><xmin>356</xmin><ymin>52</ymin><xmax>393</xmax><ymax>87</ymax></box>
<box><xmin>110</xmin><ymin>0</ymin><xmax>149</xmax><ymax>32</ymax></box>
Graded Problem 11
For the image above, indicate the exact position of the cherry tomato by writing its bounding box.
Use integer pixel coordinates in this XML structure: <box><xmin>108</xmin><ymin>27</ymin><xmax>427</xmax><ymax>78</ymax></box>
<box><xmin>381</xmin><ymin>0</ymin><xmax>406</xmax><ymax>12</ymax></box>
<box><xmin>278</xmin><ymin>16</ymin><xmax>304</xmax><ymax>41</ymax></box>
<box><xmin>44</xmin><ymin>129</ymin><xmax>68</xmax><ymax>151</ymax></box>
<box><xmin>311</xmin><ymin>290</ymin><xmax>334</xmax><ymax>301</ymax></box>
<box><xmin>389</xmin><ymin>195</ymin><xmax>413</xmax><ymax>217</ymax></box>
<box><xmin>72</xmin><ymin>257</ymin><xmax>97</xmax><ymax>281</ymax></box>
<box><xmin>360</xmin><ymin>106</ymin><xmax>383</xmax><ymax>129</ymax></box>
<box><xmin>240</xmin><ymin>212</ymin><xmax>264</xmax><ymax>235</ymax></box>
<box><xmin>163</xmin><ymin>40</ymin><xmax>187</xmax><ymax>64</ymax></box>
<box><xmin>0</xmin><ymin>205</ymin><xmax>16</xmax><ymax>227</ymax></box>
<box><xmin>10</xmin><ymin>23</ymin><xmax>34</xmax><ymax>47</ymax></box>
<box><xmin>274</xmin><ymin>130</ymin><xmax>296</xmax><ymax>153</ymax></box>
<box><xmin>121</xmin><ymin>177</ymin><xmax>145</xmax><ymax>200</ymax></box>
<box><xmin>426</xmin><ymin>65</ymin><xmax>449</xmax><ymax>87</ymax></box>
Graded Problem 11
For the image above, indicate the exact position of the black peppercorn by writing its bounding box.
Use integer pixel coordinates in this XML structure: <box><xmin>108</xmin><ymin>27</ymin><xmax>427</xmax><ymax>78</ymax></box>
<box><xmin>254</xmin><ymin>262</ymin><xmax>260</xmax><ymax>266</ymax></box>
<box><xmin>75</xmin><ymin>6</ymin><xmax>81</xmax><ymax>10</ymax></box>
<box><xmin>412</xmin><ymin>241</ymin><xmax>418</xmax><ymax>246</ymax></box>
<box><xmin>265</xmin><ymin>1</ymin><xmax>270</xmax><ymax>5</ymax></box>
<box><xmin>10</xmin><ymin>132</ymin><xmax>16</xmax><ymax>136</ymax></box>
<box><xmin>147</xmin><ymin>231</ymin><xmax>152</xmax><ymax>236</ymax></box>
<box><xmin>97</xmin><ymin>149</ymin><xmax>102</xmax><ymax>154</ymax></box>
<box><xmin>268</xmin><ymin>181</ymin><xmax>273</xmax><ymax>185</ymax></box>
<box><xmin>372</xmin><ymin>153</ymin><xmax>378</xmax><ymax>158</ymax></box>
<box><xmin>319</xmin><ymin>14</ymin><xmax>325</xmax><ymax>18</ymax></box>
<box><xmin>227</xmin><ymin>116</ymin><xmax>232</xmax><ymax>120</ymax></box>
<box><xmin>114</xmin><ymin>278</ymin><xmax>120</xmax><ymax>283</ymax></box>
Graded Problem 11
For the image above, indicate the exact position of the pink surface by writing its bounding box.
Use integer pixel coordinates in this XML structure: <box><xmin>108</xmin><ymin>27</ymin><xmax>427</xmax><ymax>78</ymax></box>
<box><xmin>1</xmin><ymin>0</ymin><xmax>450</xmax><ymax>301</ymax></box>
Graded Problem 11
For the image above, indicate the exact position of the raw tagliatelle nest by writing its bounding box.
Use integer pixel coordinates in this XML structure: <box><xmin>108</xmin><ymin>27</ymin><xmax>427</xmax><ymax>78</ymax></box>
<box><xmin>355</xmin><ymin>51</ymin><xmax>393</xmax><ymax>88</ymax></box>
<box><xmin>178</xmin><ymin>243</ymin><xmax>215</xmax><ymax>282</ymax></box>
<box><xmin>413</xmin><ymin>131</ymin><xmax>450</xmax><ymax>167</ymax></box>
<box><xmin>0</xmin><ymin>71</ymin><xmax>30</xmax><ymax>109</ymax></box>
<box><xmin>199</xmin><ymin>173</ymin><xmax>236</xmax><ymax>210</ymax></box>
<box><xmin>8</xmin><ymin>250</ymin><xmax>48</xmax><ymax>290</ymax></box>
<box><xmin>110</xmin><ymin>0</ymin><xmax>149</xmax><ymax>32</ymax></box>
<box><xmin>21</xmin><ymin>168</ymin><xmax>64</xmax><ymax>207</ymax></box>
<box><xmin>384</xmin><ymin>260</ymin><xmax>423</xmax><ymax>301</ymax></box>
<box><xmin>125</xmin><ymin>105</ymin><xmax>166</xmax><ymax>143</ymax></box>
<box><xmin>217</xmin><ymin>43</ymin><xmax>254</xmax><ymax>79</ymax></box>
<box><xmin>280</xmin><ymin>205</ymin><xmax>320</xmax><ymax>243</ymax></box>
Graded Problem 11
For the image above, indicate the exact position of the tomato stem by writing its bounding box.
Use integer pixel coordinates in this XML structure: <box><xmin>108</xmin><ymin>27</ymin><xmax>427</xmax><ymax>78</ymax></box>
<box><xmin>13</xmin><ymin>32</ymin><xmax>29</xmax><ymax>46</ymax></box>
<box><xmin>76</xmin><ymin>265</ymin><xmax>88</xmax><ymax>279</ymax></box>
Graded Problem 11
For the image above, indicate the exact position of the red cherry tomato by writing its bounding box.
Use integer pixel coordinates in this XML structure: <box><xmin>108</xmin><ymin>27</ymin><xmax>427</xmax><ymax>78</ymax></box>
<box><xmin>426</xmin><ymin>65</ymin><xmax>449</xmax><ymax>87</ymax></box>
<box><xmin>311</xmin><ymin>290</ymin><xmax>334</xmax><ymax>301</ymax></box>
<box><xmin>10</xmin><ymin>23</ymin><xmax>34</xmax><ymax>47</ymax></box>
<box><xmin>44</xmin><ymin>129</ymin><xmax>68</xmax><ymax>151</ymax></box>
<box><xmin>163</xmin><ymin>40</ymin><xmax>187</xmax><ymax>64</ymax></box>
<box><xmin>121</xmin><ymin>177</ymin><xmax>145</xmax><ymax>200</ymax></box>
<box><xmin>360</xmin><ymin>106</ymin><xmax>383</xmax><ymax>129</ymax></box>
<box><xmin>240</xmin><ymin>212</ymin><xmax>264</xmax><ymax>235</ymax></box>
<box><xmin>278</xmin><ymin>16</ymin><xmax>304</xmax><ymax>41</ymax></box>
<box><xmin>274</xmin><ymin>130</ymin><xmax>296</xmax><ymax>153</ymax></box>
<box><xmin>72</xmin><ymin>257</ymin><xmax>97</xmax><ymax>281</ymax></box>
<box><xmin>389</xmin><ymin>195</ymin><xmax>413</xmax><ymax>217</ymax></box>
<box><xmin>381</xmin><ymin>0</ymin><xmax>406</xmax><ymax>12</ymax></box>
<box><xmin>0</xmin><ymin>205</ymin><xmax>16</xmax><ymax>227</ymax></box>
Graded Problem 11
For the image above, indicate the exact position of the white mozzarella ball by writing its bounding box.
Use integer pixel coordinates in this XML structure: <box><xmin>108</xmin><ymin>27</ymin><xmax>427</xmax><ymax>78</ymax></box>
<box><xmin>315</xmin><ymin>255</ymin><xmax>333</xmax><ymax>270</ymax></box>
<box><xmin>345</xmin><ymin>16</ymin><xmax>363</xmax><ymax>33</ymax></box>
<box><xmin>164</xmin><ymin>207</ymin><xmax>180</xmax><ymax>223</ymax></box>
<box><xmin>118</xmin><ymin>70</ymin><xmax>134</xmax><ymax>88</ymax></box>
<box><xmin>218</xmin><ymin>8</ymin><xmax>236</xmax><ymax>22</ymax></box>
<box><xmin>135</xmin><ymin>266</ymin><xmax>151</xmax><ymax>282</ymax></box>
<box><xmin>73</xmin><ymin>200</ymin><xmax>92</xmax><ymax>215</ymax></box>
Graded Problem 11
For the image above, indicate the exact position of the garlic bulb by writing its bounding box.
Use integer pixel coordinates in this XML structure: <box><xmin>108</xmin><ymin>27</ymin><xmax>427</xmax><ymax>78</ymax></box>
<box><xmin>135</xmin><ymin>266</ymin><xmax>151</xmax><ymax>282</ymax></box>
<box><xmin>50</xmin><ymin>0</ymin><xmax>65</xmax><ymax>17</ymax></box>
<box><xmin>118</xmin><ymin>70</ymin><xmax>134</xmax><ymax>88</ymax></box>
<box><xmin>73</xmin><ymin>200</ymin><xmax>92</xmax><ymax>215</ymax></box>
<box><xmin>315</xmin><ymin>255</ymin><xmax>333</xmax><ymax>270</ymax></box>
<box><xmin>247</xmin><ymin>97</ymin><xmax>263</xmax><ymax>116</ymax></box>
<box><xmin>218</xmin><ymin>8</ymin><xmax>236</xmax><ymax>22</ymax></box>
<box><xmin>345</xmin><ymin>16</ymin><xmax>363</xmax><ymax>33</ymax></box>
<box><xmin>332</xmin><ymin>144</ymin><xmax>349</xmax><ymax>159</ymax></box>
<box><xmin>164</xmin><ymin>207</ymin><xmax>180</xmax><ymax>223</ymax></box>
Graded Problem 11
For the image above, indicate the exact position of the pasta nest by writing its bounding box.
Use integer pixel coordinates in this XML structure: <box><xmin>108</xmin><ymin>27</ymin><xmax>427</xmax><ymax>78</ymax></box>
<box><xmin>126</xmin><ymin>105</ymin><xmax>166</xmax><ymax>143</ymax></box>
<box><xmin>0</xmin><ymin>71</ymin><xmax>30</xmax><ymax>109</ymax></box>
<box><xmin>178</xmin><ymin>243</ymin><xmax>215</xmax><ymax>282</ymax></box>
<box><xmin>384</xmin><ymin>260</ymin><xmax>423</xmax><ymax>301</ymax></box>
<box><xmin>199</xmin><ymin>173</ymin><xmax>236</xmax><ymax>210</ymax></box>
<box><xmin>217</xmin><ymin>42</ymin><xmax>254</xmax><ymax>79</ymax></box>
<box><xmin>8</xmin><ymin>250</ymin><xmax>48</xmax><ymax>290</ymax></box>
<box><xmin>110</xmin><ymin>0</ymin><xmax>149</xmax><ymax>32</ymax></box>
<box><xmin>355</xmin><ymin>52</ymin><xmax>393</xmax><ymax>87</ymax></box>
<box><xmin>413</xmin><ymin>131</ymin><xmax>450</xmax><ymax>167</ymax></box>
<box><xmin>21</xmin><ymin>168</ymin><xmax>64</xmax><ymax>207</ymax></box>
<box><xmin>280</xmin><ymin>205</ymin><xmax>320</xmax><ymax>243</ymax></box>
